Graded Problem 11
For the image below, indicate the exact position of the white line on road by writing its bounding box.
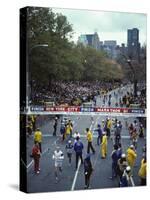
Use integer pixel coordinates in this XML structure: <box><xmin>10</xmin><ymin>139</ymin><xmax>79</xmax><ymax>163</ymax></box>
<box><xmin>27</xmin><ymin>160</ymin><xmax>33</xmax><ymax>169</ymax></box>
<box><xmin>130</xmin><ymin>176</ymin><xmax>135</xmax><ymax>186</ymax></box>
<box><xmin>71</xmin><ymin>118</ymin><xmax>97</xmax><ymax>191</ymax></box>
<box><xmin>27</xmin><ymin>148</ymin><xmax>48</xmax><ymax>169</ymax></box>
<box><xmin>71</xmin><ymin>159</ymin><xmax>81</xmax><ymax>191</ymax></box>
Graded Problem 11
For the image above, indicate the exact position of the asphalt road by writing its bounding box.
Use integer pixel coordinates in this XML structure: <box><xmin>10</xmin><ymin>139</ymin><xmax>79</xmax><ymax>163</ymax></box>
<box><xmin>26</xmin><ymin>115</ymin><xmax>146</xmax><ymax>193</ymax></box>
<box><xmin>96</xmin><ymin>84</ymin><xmax>134</xmax><ymax>107</ymax></box>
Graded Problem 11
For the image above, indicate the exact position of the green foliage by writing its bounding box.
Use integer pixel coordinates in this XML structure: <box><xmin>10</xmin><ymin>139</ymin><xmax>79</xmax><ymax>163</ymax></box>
<box><xmin>27</xmin><ymin>7</ymin><xmax>123</xmax><ymax>85</ymax></box>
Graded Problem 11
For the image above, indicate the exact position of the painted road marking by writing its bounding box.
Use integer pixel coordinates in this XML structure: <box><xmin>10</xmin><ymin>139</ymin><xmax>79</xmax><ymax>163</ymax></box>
<box><xmin>130</xmin><ymin>176</ymin><xmax>135</xmax><ymax>186</ymax></box>
<box><xmin>71</xmin><ymin>116</ymin><xmax>98</xmax><ymax>191</ymax></box>
<box><xmin>27</xmin><ymin>160</ymin><xmax>33</xmax><ymax>169</ymax></box>
<box><xmin>71</xmin><ymin>159</ymin><xmax>81</xmax><ymax>191</ymax></box>
<box><xmin>27</xmin><ymin>148</ymin><xmax>49</xmax><ymax>170</ymax></box>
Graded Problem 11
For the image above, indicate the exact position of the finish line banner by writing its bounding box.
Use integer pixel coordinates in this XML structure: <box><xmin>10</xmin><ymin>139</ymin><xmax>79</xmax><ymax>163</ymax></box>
<box><xmin>30</xmin><ymin>106</ymin><xmax>145</xmax><ymax>114</ymax></box>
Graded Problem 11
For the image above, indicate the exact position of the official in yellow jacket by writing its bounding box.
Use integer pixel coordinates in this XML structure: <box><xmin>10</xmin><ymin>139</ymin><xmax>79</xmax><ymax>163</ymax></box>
<box><xmin>65</xmin><ymin>124</ymin><xmax>72</xmax><ymax>139</ymax></box>
<box><xmin>138</xmin><ymin>157</ymin><xmax>146</xmax><ymax>186</ymax></box>
<box><xmin>107</xmin><ymin>119</ymin><xmax>112</xmax><ymax>129</ymax></box>
<box><xmin>34</xmin><ymin>128</ymin><xmax>42</xmax><ymax>153</ymax></box>
<box><xmin>126</xmin><ymin>145</ymin><xmax>137</xmax><ymax>169</ymax></box>
<box><xmin>106</xmin><ymin>118</ymin><xmax>112</xmax><ymax>138</ymax></box>
<box><xmin>101</xmin><ymin>132</ymin><xmax>107</xmax><ymax>159</ymax></box>
<box><xmin>86</xmin><ymin>128</ymin><xmax>95</xmax><ymax>154</ymax></box>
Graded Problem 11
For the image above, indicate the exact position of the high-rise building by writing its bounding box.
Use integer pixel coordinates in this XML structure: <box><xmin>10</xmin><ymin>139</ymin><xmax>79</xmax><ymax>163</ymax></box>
<box><xmin>78</xmin><ymin>32</ymin><xmax>100</xmax><ymax>50</ymax></box>
<box><xmin>127</xmin><ymin>28</ymin><xmax>140</xmax><ymax>60</ymax></box>
<box><xmin>77</xmin><ymin>35</ymin><xmax>88</xmax><ymax>47</ymax></box>
<box><xmin>104</xmin><ymin>40</ymin><xmax>117</xmax><ymax>47</ymax></box>
<box><xmin>103</xmin><ymin>40</ymin><xmax>117</xmax><ymax>58</ymax></box>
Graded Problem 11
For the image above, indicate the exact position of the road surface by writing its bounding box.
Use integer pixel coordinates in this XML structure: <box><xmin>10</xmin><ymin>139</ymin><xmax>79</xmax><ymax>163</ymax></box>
<box><xmin>26</xmin><ymin>115</ymin><xmax>146</xmax><ymax>193</ymax></box>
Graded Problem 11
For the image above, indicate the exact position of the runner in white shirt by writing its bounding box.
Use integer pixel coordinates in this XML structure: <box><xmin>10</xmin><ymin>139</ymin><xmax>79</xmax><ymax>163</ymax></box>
<box><xmin>52</xmin><ymin>146</ymin><xmax>64</xmax><ymax>182</ymax></box>
<box><xmin>73</xmin><ymin>131</ymin><xmax>80</xmax><ymax>143</ymax></box>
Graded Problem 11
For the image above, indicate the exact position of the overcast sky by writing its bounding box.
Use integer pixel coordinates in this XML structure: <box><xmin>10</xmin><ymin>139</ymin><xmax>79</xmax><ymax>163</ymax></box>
<box><xmin>52</xmin><ymin>8</ymin><xmax>147</xmax><ymax>46</ymax></box>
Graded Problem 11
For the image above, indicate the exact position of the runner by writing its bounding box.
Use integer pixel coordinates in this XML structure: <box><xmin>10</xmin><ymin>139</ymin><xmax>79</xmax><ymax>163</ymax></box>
<box><xmin>52</xmin><ymin>146</ymin><xmax>64</xmax><ymax>183</ymax></box>
<box><xmin>65</xmin><ymin>140</ymin><xmax>74</xmax><ymax>166</ymax></box>
<box><xmin>60</xmin><ymin>123</ymin><xmax>66</xmax><ymax>142</ymax></box>
<box><xmin>32</xmin><ymin>142</ymin><xmax>41</xmax><ymax>174</ymax></box>
<box><xmin>73</xmin><ymin>131</ymin><xmax>80</xmax><ymax>143</ymax></box>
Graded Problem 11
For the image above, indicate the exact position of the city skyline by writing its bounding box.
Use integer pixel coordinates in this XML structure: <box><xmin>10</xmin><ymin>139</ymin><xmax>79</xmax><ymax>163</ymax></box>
<box><xmin>52</xmin><ymin>8</ymin><xmax>147</xmax><ymax>46</ymax></box>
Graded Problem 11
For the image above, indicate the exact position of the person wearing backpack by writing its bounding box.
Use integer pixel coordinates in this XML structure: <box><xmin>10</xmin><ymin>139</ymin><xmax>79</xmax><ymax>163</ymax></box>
<box><xmin>114</xmin><ymin>124</ymin><xmax>121</xmax><ymax>146</ymax></box>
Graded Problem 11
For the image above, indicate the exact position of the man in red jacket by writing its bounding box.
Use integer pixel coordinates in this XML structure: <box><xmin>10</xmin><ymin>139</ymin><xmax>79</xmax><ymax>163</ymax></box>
<box><xmin>32</xmin><ymin>142</ymin><xmax>41</xmax><ymax>174</ymax></box>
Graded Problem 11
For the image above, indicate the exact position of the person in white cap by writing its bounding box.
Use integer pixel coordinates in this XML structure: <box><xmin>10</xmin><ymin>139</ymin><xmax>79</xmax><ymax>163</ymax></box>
<box><xmin>52</xmin><ymin>146</ymin><xmax>64</xmax><ymax>182</ymax></box>
<box><xmin>73</xmin><ymin>131</ymin><xmax>80</xmax><ymax>143</ymax></box>
<box><xmin>120</xmin><ymin>166</ymin><xmax>131</xmax><ymax>187</ymax></box>
<box><xmin>117</xmin><ymin>153</ymin><xmax>128</xmax><ymax>178</ymax></box>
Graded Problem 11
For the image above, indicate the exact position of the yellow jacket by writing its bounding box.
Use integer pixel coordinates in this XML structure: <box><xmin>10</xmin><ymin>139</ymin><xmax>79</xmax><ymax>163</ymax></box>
<box><xmin>101</xmin><ymin>135</ymin><xmax>107</xmax><ymax>146</ymax></box>
<box><xmin>126</xmin><ymin>148</ymin><xmax>137</xmax><ymax>167</ymax></box>
<box><xmin>138</xmin><ymin>159</ymin><xmax>146</xmax><ymax>179</ymax></box>
<box><xmin>107</xmin><ymin>120</ymin><xmax>112</xmax><ymax>129</ymax></box>
<box><xmin>34</xmin><ymin>131</ymin><xmax>42</xmax><ymax>143</ymax></box>
<box><xmin>66</xmin><ymin>125</ymin><xmax>72</xmax><ymax>135</ymax></box>
<box><xmin>87</xmin><ymin>131</ymin><xmax>93</xmax><ymax>142</ymax></box>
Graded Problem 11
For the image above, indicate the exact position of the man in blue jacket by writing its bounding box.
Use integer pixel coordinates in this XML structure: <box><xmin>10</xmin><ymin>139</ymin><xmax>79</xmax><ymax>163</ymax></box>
<box><xmin>74</xmin><ymin>136</ymin><xmax>84</xmax><ymax>169</ymax></box>
<box><xmin>109</xmin><ymin>144</ymin><xmax>119</xmax><ymax>179</ymax></box>
<box><xmin>94</xmin><ymin>124</ymin><xmax>102</xmax><ymax>145</ymax></box>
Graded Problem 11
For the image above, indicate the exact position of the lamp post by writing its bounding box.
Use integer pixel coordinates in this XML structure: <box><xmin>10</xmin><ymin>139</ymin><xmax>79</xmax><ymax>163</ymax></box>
<box><xmin>26</xmin><ymin>44</ymin><xmax>48</xmax><ymax>112</ymax></box>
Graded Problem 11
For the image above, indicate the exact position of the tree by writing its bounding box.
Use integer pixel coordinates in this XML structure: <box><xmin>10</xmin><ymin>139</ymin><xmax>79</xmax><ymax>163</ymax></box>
<box><xmin>27</xmin><ymin>7</ymin><xmax>74</xmax><ymax>85</ymax></box>
<box><xmin>117</xmin><ymin>46</ymin><xmax>146</xmax><ymax>97</ymax></box>
<box><xmin>26</xmin><ymin>6</ymin><xmax>124</xmax><ymax>87</ymax></box>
